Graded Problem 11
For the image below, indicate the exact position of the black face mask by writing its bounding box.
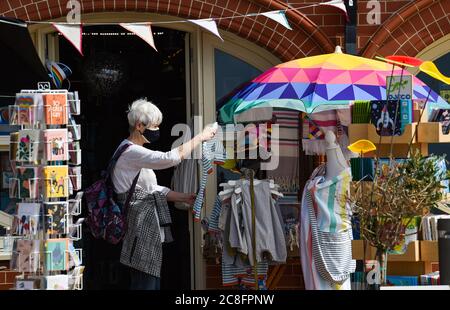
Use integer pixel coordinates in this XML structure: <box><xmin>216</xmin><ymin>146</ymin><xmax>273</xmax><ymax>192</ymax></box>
<box><xmin>142</xmin><ymin>128</ymin><xmax>160</xmax><ymax>143</ymax></box>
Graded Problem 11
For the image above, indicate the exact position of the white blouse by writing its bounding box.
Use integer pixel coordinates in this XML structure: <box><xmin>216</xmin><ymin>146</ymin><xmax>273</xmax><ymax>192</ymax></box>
<box><xmin>111</xmin><ymin>139</ymin><xmax>181</xmax><ymax>242</ymax></box>
<box><xmin>112</xmin><ymin>139</ymin><xmax>181</xmax><ymax>195</ymax></box>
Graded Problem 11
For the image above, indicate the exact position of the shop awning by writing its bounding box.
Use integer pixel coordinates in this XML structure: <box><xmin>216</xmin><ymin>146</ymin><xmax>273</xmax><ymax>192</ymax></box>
<box><xmin>0</xmin><ymin>17</ymin><xmax>50</xmax><ymax>104</ymax></box>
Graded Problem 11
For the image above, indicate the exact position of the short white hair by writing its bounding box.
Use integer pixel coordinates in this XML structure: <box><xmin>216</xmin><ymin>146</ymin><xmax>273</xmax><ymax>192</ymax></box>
<box><xmin>127</xmin><ymin>98</ymin><xmax>163</xmax><ymax>130</ymax></box>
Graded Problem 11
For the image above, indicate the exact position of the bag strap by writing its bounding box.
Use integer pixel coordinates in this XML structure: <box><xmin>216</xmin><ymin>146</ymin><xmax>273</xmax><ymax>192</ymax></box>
<box><xmin>104</xmin><ymin>143</ymin><xmax>133</xmax><ymax>180</ymax></box>
<box><xmin>123</xmin><ymin>171</ymin><xmax>140</xmax><ymax>215</ymax></box>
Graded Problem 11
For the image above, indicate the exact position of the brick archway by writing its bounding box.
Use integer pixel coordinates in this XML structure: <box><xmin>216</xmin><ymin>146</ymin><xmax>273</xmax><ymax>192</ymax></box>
<box><xmin>361</xmin><ymin>0</ymin><xmax>450</xmax><ymax>58</ymax></box>
<box><xmin>0</xmin><ymin>0</ymin><xmax>336</xmax><ymax>61</ymax></box>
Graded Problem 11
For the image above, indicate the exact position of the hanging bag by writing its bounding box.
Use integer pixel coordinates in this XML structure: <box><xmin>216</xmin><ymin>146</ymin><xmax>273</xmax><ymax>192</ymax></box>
<box><xmin>84</xmin><ymin>143</ymin><xmax>139</xmax><ymax>244</ymax></box>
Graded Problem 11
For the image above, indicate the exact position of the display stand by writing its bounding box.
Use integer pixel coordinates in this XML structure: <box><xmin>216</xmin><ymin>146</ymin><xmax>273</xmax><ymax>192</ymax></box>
<box><xmin>349</xmin><ymin>97</ymin><xmax>447</xmax><ymax>288</ymax></box>
<box><xmin>7</xmin><ymin>82</ymin><xmax>84</xmax><ymax>290</ymax></box>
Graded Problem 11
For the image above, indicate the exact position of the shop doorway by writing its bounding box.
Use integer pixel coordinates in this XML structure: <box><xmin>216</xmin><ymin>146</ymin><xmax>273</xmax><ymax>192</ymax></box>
<box><xmin>58</xmin><ymin>25</ymin><xmax>191</xmax><ymax>289</ymax></box>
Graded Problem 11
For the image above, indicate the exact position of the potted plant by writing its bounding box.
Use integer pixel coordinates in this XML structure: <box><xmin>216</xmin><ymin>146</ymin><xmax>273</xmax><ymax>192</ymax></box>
<box><xmin>350</xmin><ymin>150</ymin><xmax>449</xmax><ymax>288</ymax></box>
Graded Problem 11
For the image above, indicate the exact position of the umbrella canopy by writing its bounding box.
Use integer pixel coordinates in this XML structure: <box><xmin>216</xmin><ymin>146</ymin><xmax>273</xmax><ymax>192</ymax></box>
<box><xmin>219</xmin><ymin>47</ymin><xmax>449</xmax><ymax>124</ymax></box>
<box><xmin>0</xmin><ymin>17</ymin><xmax>50</xmax><ymax>105</ymax></box>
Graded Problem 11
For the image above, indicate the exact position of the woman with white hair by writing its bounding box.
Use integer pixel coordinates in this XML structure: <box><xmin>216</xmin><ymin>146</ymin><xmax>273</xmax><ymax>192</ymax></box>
<box><xmin>111</xmin><ymin>98</ymin><xmax>216</xmax><ymax>290</ymax></box>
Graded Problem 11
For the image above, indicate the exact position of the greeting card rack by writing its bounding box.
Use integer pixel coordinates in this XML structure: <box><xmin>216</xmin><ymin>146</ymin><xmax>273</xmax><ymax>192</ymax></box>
<box><xmin>7</xmin><ymin>83</ymin><xmax>84</xmax><ymax>290</ymax></box>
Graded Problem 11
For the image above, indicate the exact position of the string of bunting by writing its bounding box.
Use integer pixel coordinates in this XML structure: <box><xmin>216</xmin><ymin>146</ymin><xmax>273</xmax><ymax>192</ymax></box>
<box><xmin>0</xmin><ymin>0</ymin><xmax>348</xmax><ymax>56</ymax></box>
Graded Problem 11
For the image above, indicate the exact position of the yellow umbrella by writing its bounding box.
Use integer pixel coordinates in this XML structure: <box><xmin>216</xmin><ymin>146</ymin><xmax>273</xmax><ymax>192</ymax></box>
<box><xmin>348</xmin><ymin>139</ymin><xmax>377</xmax><ymax>154</ymax></box>
<box><xmin>419</xmin><ymin>61</ymin><xmax>450</xmax><ymax>85</ymax></box>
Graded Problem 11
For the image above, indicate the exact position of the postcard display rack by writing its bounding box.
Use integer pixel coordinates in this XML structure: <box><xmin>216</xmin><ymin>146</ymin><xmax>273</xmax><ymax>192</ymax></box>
<box><xmin>7</xmin><ymin>83</ymin><xmax>84</xmax><ymax>290</ymax></box>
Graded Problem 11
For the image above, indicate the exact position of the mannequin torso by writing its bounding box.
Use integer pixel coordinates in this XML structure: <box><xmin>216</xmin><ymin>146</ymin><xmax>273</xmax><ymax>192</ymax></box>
<box><xmin>324</xmin><ymin>131</ymin><xmax>349</xmax><ymax>181</ymax></box>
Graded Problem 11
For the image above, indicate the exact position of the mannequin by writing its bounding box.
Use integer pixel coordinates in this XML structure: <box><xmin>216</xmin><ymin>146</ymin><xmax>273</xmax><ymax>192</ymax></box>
<box><xmin>299</xmin><ymin>130</ymin><xmax>355</xmax><ymax>290</ymax></box>
<box><xmin>325</xmin><ymin>131</ymin><xmax>349</xmax><ymax>181</ymax></box>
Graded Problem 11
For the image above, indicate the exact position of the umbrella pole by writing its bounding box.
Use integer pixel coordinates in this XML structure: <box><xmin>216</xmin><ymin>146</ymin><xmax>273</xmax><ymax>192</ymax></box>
<box><xmin>406</xmin><ymin>88</ymin><xmax>432</xmax><ymax>156</ymax></box>
<box><xmin>388</xmin><ymin>66</ymin><xmax>406</xmax><ymax>161</ymax></box>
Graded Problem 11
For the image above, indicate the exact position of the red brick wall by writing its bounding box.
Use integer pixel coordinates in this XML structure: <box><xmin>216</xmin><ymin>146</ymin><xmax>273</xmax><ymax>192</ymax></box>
<box><xmin>0</xmin><ymin>261</ymin><xmax>19</xmax><ymax>291</ymax></box>
<box><xmin>0</xmin><ymin>0</ymin><xmax>338</xmax><ymax>61</ymax></box>
<box><xmin>357</xmin><ymin>0</ymin><xmax>412</xmax><ymax>52</ymax></box>
<box><xmin>361</xmin><ymin>0</ymin><xmax>450</xmax><ymax>57</ymax></box>
<box><xmin>1</xmin><ymin>0</ymin><xmax>448</xmax><ymax>60</ymax></box>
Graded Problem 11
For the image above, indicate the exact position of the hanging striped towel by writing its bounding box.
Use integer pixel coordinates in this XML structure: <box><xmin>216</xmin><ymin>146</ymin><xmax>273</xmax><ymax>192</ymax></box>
<box><xmin>192</xmin><ymin>137</ymin><xmax>226</xmax><ymax>221</ymax></box>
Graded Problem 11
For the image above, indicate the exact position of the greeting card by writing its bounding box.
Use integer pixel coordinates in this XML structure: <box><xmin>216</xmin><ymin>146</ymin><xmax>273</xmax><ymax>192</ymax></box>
<box><xmin>11</xmin><ymin>167</ymin><xmax>39</xmax><ymax>199</ymax></box>
<box><xmin>43</xmin><ymin>129</ymin><xmax>68</xmax><ymax>161</ymax></box>
<box><xmin>42</xmin><ymin>166</ymin><xmax>68</xmax><ymax>198</ymax></box>
<box><xmin>370</xmin><ymin>100</ymin><xmax>402</xmax><ymax>136</ymax></box>
<box><xmin>44</xmin><ymin>94</ymin><xmax>68</xmax><ymax>125</ymax></box>
<box><xmin>11</xmin><ymin>94</ymin><xmax>35</xmax><ymax>125</ymax></box>
<box><xmin>44</xmin><ymin>202</ymin><xmax>68</xmax><ymax>235</ymax></box>
<box><xmin>10</xmin><ymin>239</ymin><xmax>41</xmax><ymax>273</ymax></box>
<box><xmin>45</xmin><ymin>238</ymin><xmax>69</xmax><ymax>271</ymax></box>
<box><xmin>16</xmin><ymin>129</ymin><xmax>41</xmax><ymax>162</ymax></box>
<box><xmin>45</xmin><ymin>275</ymin><xmax>69</xmax><ymax>290</ymax></box>
<box><xmin>14</xmin><ymin>203</ymin><xmax>41</xmax><ymax>235</ymax></box>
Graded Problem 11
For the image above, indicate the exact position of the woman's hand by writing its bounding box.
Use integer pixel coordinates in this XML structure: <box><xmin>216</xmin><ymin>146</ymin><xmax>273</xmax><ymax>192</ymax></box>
<box><xmin>177</xmin><ymin>123</ymin><xmax>217</xmax><ymax>160</ymax></box>
<box><xmin>167</xmin><ymin>191</ymin><xmax>196</xmax><ymax>206</ymax></box>
<box><xmin>181</xmin><ymin>193</ymin><xmax>197</xmax><ymax>205</ymax></box>
<box><xmin>201</xmin><ymin>124</ymin><xmax>217</xmax><ymax>141</ymax></box>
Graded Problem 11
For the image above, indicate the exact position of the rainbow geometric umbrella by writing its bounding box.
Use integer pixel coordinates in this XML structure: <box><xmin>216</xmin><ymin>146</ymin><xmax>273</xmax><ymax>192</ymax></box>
<box><xmin>219</xmin><ymin>48</ymin><xmax>449</xmax><ymax>124</ymax></box>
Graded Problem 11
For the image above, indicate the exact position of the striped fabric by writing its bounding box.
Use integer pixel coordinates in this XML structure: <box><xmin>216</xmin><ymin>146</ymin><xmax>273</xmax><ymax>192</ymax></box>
<box><xmin>208</xmin><ymin>195</ymin><xmax>222</xmax><ymax>232</ymax></box>
<box><xmin>310</xmin><ymin>168</ymin><xmax>352</xmax><ymax>233</ymax></box>
<box><xmin>221</xmin><ymin>251</ymin><xmax>269</xmax><ymax>287</ymax></box>
<box><xmin>272</xmin><ymin>110</ymin><xmax>300</xmax><ymax>158</ymax></box>
<box><xmin>299</xmin><ymin>166</ymin><xmax>355</xmax><ymax>290</ymax></box>
<box><xmin>302</xmin><ymin>110</ymin><xmax>355</xmax><ymax>158</ymax></box>
<box><xmin>192</xmin><ymin>138</ymin><xmax>226</xmax><ymax>221</ymax></box>
<box><xmin>305</xmin><ymin>190</ymin><xmax>355</xmax><ymax>284</ymax></box>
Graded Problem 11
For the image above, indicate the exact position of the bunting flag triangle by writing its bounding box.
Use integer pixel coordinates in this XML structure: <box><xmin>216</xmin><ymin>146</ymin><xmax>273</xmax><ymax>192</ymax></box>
<box><xmin>189</xmin><ymin>19</ymin><xmax>223</xmax><ymax>41</ymax></box>
<box><xmin>261</xmin><ymin>10</ymin><xmax>292</xmax><ymax>30</ymax></box>
<box><xmin>52</xmin><ymin>23</ymin><xmax>83</xmax><ymax>56</ymax></box>
<box><xmin>120</xmin><ymin>23</ymin><xmax>157</xmax><ymax>51</ymax></box>
<box><xmin>320</xmin><ymin>0</ymin><xmax>349</xmax><ymax>21</ymax></box>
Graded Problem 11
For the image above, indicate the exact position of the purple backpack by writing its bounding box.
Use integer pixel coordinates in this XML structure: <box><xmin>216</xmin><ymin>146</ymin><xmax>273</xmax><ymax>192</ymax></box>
<box><xmin>85</xmin><ymin>143</ymin><xmax>139</xmax><ymax>244</ymax></box>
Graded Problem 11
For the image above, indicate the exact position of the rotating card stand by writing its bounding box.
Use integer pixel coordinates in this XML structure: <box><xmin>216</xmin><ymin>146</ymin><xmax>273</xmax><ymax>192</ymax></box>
<box><xmin>69</xmin><ymin>172</ymin><xmax>82</xmax><ymax>191</ymax></box>
<box><xmin>68</xmin><ymin>99</ymin><xmax>81</xmax><ymax>116</ymax></box>
<box><xmin>68</xmin><ymin>223</ymin><xmax>82</xmax><ymax>241</ymax></box>
<box><xmin>68</xmin><ymin>149</ymin><xmax>82</xmax><ymax>166</ymax></box>
<box><xmin>68</xmin><ymin>195</ymin><xmax>83</xmax><ymax>216</ymax></box>
<box><xmin>72</xmin><ymin>274</ymin><xmax>83</xmax><ymax>290</ymax></box>
<box><xmin>7</xmin><ymin>84</ymin><xmax>85</xmax><ymax>290</ymax></box>
<box><xmin>68</xmin><ymin>123</ymin><xmax>81</xmax><ymax>141</ymax></box>
<box><xmin>9</xmin><ymin>87</ymin><xmax>70</xmax><ymax>127</ymax></box>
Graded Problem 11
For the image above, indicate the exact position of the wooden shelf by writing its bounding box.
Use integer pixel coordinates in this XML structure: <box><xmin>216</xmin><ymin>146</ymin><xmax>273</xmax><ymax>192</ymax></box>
<box><xmin>420</xmin><ymin>240</ymin><xmax>439</xmax><ymax>262</ymax></box>
<box><xmin>352</xmin><ymin>240</ymin><xmax>439</xmax><ymax>263</ymax></box>
<box><xmin>348</xmin><ymin>123</ymin><xmax>429</xmax><ymax>157</ymax></box>
<box><xmin>349</xmin><ymin>123</ymin><xmax>417</xmax><ymax>144</ymax></box>
<box><xmin>417</xmin><ymin>122</ymin><xmax>450</xmax><ymax>143</ymax></box>
<box><xmin>352</xmin><ymin>240</ymin><xmax>423</xmax><ymax>262</ymax></box>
